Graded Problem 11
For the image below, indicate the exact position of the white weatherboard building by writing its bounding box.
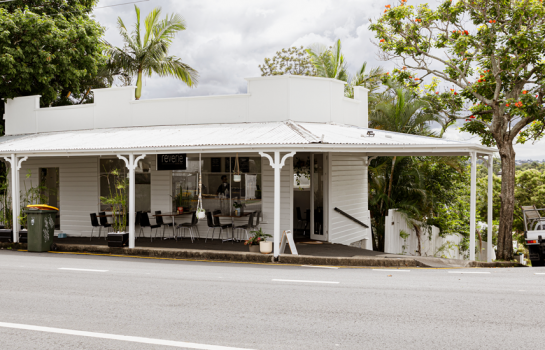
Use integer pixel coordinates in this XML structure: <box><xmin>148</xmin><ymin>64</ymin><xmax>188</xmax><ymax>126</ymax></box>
<box><xmin>0</xmin><ymin>75</ymin><xmax>495</xmax><ymax>260</ymax></box>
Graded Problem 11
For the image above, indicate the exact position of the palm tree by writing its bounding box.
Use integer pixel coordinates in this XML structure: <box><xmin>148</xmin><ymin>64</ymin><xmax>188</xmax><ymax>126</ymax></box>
<box><xmin>344</xmin><ymin>62</ymin><xmax>385</xmax><ymax>98</ymax></box>
<box><xmin>306</xmin><ymin>39</ymin><xmax>384</xmax><ymax>98</ymax></box>
<box><xmin>371</xmin><ymin>80</ymin><xmax>439</xmax><ymax>201</ymax></box>
<box><xmin>306</xmin><ymin>39</ymin><xmax>348</xmax><ymax>81</ymax></box>
<box><xmin>107</xmin><ymin>6</ymin><xmax>198</xmax><ymax>100</ymax></box>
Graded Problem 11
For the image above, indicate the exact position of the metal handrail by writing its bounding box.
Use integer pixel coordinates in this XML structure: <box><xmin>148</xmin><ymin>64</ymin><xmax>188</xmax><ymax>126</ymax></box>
<box><xmin>334</xmin><ymin>207</ymin><xmax>369</xmax><ymax>228</ymax></box>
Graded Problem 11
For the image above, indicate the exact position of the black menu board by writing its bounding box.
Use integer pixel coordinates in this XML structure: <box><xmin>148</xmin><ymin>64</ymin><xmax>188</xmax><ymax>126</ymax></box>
<box><xmin>225</xmin><ymin>157</ymin><xmax>250</xmax><ymax>173</ymax></box>
<box><xmin>211</xmin><ymin>157</ymin><xmax>221</xmax><ymax>173</ymax></box>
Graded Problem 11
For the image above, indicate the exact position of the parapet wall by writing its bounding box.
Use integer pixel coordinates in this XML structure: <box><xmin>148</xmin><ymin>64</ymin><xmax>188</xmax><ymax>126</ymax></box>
<box><xmin>3</xmin><ymin>75</ymin><xmax>369</xmax><ymax>135</ymax></box>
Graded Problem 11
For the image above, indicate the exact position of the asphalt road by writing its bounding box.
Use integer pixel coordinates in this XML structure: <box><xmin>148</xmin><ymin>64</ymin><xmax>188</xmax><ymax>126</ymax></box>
<box><xmin>1</xmin><ymin>251</ymin><xmax>544</xmax><ymax>350</ymax></box>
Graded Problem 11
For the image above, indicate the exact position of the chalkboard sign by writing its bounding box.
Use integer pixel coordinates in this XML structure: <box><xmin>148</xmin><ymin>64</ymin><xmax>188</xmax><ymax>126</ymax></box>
<box><xmin>157</xmin><ymin>154</ymin><xmax>186</xmax><ymax>171</ymax></box>
<box><xmin>211</xmin><ymin>157</ymin><xmax>221</xmax><ymax>173</ymax></box>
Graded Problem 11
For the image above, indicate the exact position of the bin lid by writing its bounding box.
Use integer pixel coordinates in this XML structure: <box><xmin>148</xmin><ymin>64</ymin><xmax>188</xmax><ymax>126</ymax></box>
<box><xmin>26</xmin><ymin>204</ymin><xmax>59</xmax><ymax>211</ymax></box>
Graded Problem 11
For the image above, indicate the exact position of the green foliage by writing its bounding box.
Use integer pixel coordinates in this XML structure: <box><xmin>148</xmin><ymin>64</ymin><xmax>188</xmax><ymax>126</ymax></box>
<box><xmin>369</xmin><ymin>0</ymin><xmax>545</xmax><ymax>259</ymax></box>
<box><xmin>244</xmin><ymin>227</ymin><xmax>272</xmax><ymax>246</ymax></box>
<box><xmin>306</xmin><ymin>39</ymin><xmax>348</xmax><ymax>81</ymax></box>
<box><xmin>107</xmin><ymin>6</ymin><xmax>198</xmax><ymax>100</ymax></box>
<box><xmin>0</xmin><ymin>1</ymin><xmax>107</xmax><ymax>106</ymax></box>
<box><xmin>259</xmin><ymin>46</ymin><xmax>316</xmax><ymax>76</ymax></box>
<box><xmin>99</xmin><ymin>168</ymin><xmax>127</xmax><ymax>233</ymax></box>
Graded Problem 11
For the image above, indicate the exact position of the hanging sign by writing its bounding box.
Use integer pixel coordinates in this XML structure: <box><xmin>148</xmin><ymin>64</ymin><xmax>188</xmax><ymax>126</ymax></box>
<box><xmin>157</xmin><ymin>154</ymin><xmax>187</xmax><ymax>171</ymax></box>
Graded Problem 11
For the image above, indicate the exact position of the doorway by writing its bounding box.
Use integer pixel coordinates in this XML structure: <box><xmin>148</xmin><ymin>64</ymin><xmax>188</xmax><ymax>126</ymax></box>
<box><xmin>40</xmin><ymin>167</ymin><xmax>60</xmax><ymax>229</ymax></box>
<box><xmin>293</xmin><ymin>153</ymin><xmax>327</xmax><ymax>241</ymax></box>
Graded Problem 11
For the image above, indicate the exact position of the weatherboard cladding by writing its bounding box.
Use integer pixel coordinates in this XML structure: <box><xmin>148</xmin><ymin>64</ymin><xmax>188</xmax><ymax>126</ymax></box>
<box><xmin>0</xmin><ymin>121</ymin><xmax>469</xmax><ymax>153</ymax></box>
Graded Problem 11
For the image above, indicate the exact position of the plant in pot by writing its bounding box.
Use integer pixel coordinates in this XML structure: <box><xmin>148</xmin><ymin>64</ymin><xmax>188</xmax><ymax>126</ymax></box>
<box><xmin>244</xmin><ymin>228</ymin><xmax>272</xmax><ymax>253</ymax></box>
<box><xmin>0</xmin><ymin>173</ymin><xmax>13</xmax><ymax>242</ymax></box>
<box><xmin>233</xmin><ymin>201</ymin><xmax>244</xmax><ymax>216</ymax></box>
<box><xmin>18</xmin><ymin>170</ymin><xmax>48</xmax><ymax>240</ymax></box>
<box><xmin>100</xmin><ymin>168</ymin><xmax>128</xmax><ymax>247</ymax></box>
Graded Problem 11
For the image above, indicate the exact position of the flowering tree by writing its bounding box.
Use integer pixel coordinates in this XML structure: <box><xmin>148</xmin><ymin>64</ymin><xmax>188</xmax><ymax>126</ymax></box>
<box><xmin>370</xmin><ymin>0</ymin><xmax>545</xmax><ymax>260</ymax></box>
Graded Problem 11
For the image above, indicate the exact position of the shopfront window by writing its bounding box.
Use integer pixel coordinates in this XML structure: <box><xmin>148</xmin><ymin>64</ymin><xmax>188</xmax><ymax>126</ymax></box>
<box><xmin>172</xmin><ymin>156</ymin><xmax>262</xmax><ymax>214</ymax></box>
<box><xmin>99</xmin><ymin>158</ymin><xmax>151</xmax><ymax>212</ymax></box>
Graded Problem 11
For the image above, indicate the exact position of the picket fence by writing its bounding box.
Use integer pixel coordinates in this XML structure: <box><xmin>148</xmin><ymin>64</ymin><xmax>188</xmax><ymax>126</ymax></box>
<box><xmin>383</xmin><ymin>209</ymin><xmax>464</xmax><ymax>259</ymax></box>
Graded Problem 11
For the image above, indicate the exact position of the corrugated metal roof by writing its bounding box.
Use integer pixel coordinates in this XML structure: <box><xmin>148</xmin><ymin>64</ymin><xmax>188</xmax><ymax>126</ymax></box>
<box><xmin>0</xmin><ymin>120</ymin><xmax>483</xmax><ymax>153</ymax></box>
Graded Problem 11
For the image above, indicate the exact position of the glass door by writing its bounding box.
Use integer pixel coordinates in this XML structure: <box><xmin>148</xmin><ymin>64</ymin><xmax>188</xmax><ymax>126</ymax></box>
<box><xmin>310</xmin><ymin>153</ymin><xmax>327</xmax><ymax>241</ymax></box>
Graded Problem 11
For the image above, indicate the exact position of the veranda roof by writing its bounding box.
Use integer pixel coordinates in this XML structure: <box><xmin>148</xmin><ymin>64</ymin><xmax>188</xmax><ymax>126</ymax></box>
<box><xmin>0</xmin><ymin>120</ymin><xmax>494</xmax><ymax>156</ymax></box>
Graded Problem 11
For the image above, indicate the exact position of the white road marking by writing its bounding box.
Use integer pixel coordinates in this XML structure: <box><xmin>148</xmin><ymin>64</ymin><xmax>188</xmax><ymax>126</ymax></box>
<box><xmin>448</xmin><ymin>271</ymin><xmax>491</xmax><ymax>274</ymax></box>
<box><xmin>372</xmin><ymin>269</ymin><xmax>410</xmax><ymax>272</ymax></box>
<box><xmin>301</xmin><ymin>265</ymin><xmax>339</xmax><ymax>269</ymax></box>
<box><xmin>0</xmin><ymin>322</ymin><xmax>254</xmax><ymax>350</ymax></box>
<box><xmin>534</xmin><ymin>273</ymin><xmax>545</xmax><ymax>275</ymax></box>
<box><xmin>58</xmin><ymin>268</ymin><xmax>108</xmax><ymax>272</ymax></box>
<box><xmin>272</xmin><ymin>279</ymin><xmax>339</xmax><ymax>284</ymax></box>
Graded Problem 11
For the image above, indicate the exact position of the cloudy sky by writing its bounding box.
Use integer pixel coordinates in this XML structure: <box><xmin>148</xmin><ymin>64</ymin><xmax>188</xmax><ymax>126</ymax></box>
<box><xmin>93</xmin><ymin>0</ymin><xmax>545</xmax><ymax>160</ymax></box>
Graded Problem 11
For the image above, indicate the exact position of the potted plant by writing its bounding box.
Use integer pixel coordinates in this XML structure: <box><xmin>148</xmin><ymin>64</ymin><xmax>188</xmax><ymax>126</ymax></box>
<box><xmin>0</xmin><ymin>175</ymin><xmax>13</xmax><ymax>242</ymax></box>
<box><xmin>233</xmin><ymin>201</ymin><xmax>244</xmax><ymax>216</ymax></box>
<box><xmin>100</xmin><ymin>168</ymin><xmax>128</xmax><ymax>247</ymax></box>
<box><xmin>244</xmin><ymin>228</ymin><xmax>272</xmax><ymax>253</ymax></box>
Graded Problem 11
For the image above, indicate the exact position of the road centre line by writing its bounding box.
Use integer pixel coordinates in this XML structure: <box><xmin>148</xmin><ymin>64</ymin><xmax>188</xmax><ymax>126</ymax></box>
<box><xmin>58</xmin><ymin>268</ymin><xmax>109</xmax><ymax>272</ymax></box>
<box><xmin>534</xmin><ymin>273</ymin><xmax>545</xmax><ymax>275</ymax></box>
<box><xmin>372</xmin><ymin>269</ymin><xmax>410</xmax><ymax>272</ymax></box>
<box><xmin>0</xmin><ymin>322</ymin><xmax>254</xmax><ymax>350</ymax></box>
<box><xmin>448</xmin><ymin>271</ymin><xmax>491</xmax><ymax>274</ymax></box>
<box><xmin>301</xmin><ymin>265</ymin><xmax>339</xmax><ymax>269</ymax></box>
<box><xmin>272</xmin><ymin>279</ymin><xmax>340</xmax><ymax>284</ymax></box>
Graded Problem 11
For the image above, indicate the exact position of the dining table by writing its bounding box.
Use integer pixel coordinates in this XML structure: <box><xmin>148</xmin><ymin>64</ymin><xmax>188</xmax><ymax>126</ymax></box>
<box><xmin>213</xmin><ymin>212</ymin><xmax>252</xmax><ymax>242</ymax></box>
<box><xmin>153</xmin><ymin>212</ymin><xmax>194</xmax><ymax>239</ymax></box>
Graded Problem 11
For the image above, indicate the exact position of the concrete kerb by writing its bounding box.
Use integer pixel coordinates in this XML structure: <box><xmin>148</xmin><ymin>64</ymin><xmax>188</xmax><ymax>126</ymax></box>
<box><xmin>0</xmin><ymin>242</ymin><xmax>524</xmax><ymax>268</ymax></box>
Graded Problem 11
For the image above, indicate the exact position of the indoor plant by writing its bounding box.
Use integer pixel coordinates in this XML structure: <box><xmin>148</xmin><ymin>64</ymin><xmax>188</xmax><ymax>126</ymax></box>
<box><xmin>233</xmin><ymin>201</ymin><xmax>244</xmax><ymax>216</ymax></box>
<box><xmin>244</xmin><ymin>228</ymin><xmax>272</xmax><ymax>253</ymax></box>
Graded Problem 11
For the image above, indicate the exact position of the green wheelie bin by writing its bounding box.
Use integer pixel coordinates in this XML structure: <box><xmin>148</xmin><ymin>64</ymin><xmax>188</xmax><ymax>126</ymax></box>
<box><xmin>24</xmin><ymin>207</ymin><xmax>58</xmax><ymax>252</ymax></box>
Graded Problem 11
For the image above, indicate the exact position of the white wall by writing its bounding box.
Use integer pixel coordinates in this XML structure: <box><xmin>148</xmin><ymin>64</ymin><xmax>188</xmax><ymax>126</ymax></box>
<box><xmin>4</xmin><ymin>76</ymin><xmax>369</xmax><ymax>136</ymax></box>
<box><xmin>18</xmin><ymin>156</ymin><xmax>99</xmax><ymax>236</ymax></box>
<box><xmin>328</xmin><ymin>153</ymin><xmax>372</xmax><ymax>248</ymax></box>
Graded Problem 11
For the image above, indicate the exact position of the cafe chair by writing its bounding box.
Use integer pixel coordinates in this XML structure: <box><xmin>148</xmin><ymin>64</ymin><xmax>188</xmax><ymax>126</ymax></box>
<box><xmin>98</xmin><ymin>211</ymin><xmax>112</xmax><ymax>239</ymax></box>
<box><xmin>139</xmin><ymin>212</ymin><xmax>161</xmax><ymax>241</ymax></box>
<box><xmin>177</xmin><ymin>212</ymin><xmax>199</xmax><ymax>243</ymax></box>
<box><xmin>154</xmin><ymin>210</ymin><xmax>174</xmax><ymax>239</ymax></box>
<box><xmin>234</xmin><ymin>212</ymin><xmax>254</xmax><ymax>241</ymax></box>
<box><xmin>89</xmin><ymin>213</ymin><xmax>103</xmax><ymax>240</ymax></box>
<box><xmin>212</xmin><ymin>210</ymin><xmax>233</xmax><ymax>243</ymax></box>
<box><xmin>205</xmin><ymin>211</ymin><xmax>232</xmax><ymax>243</ymax></box>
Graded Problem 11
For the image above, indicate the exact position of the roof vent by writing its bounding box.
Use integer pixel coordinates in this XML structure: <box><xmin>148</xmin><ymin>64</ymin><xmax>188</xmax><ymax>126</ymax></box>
<box><xmin>385</xmin><ymin>134</ymin><xmax>392</xmax><ymax>139</ymax></box>
<box><xmin>362</xmin><ymin>131</ymin><xmax>375</xmax><ymax>137</ymax></box>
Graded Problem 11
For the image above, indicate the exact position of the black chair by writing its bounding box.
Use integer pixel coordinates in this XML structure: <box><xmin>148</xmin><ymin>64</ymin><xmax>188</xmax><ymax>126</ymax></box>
<box><xmin>177</xmin><ymin>212</ymin><xmax>199</xmax><ymax>242</ymax></box>
<box><xmin>234</xmin><ymin>212</ymin><xmax>254</xmax><ymax>241</ymax></box>
<box><xmin>253</xmin><ymin>211</ymin><xmax>262</xmax><ymax>230</ymax></box>
<box><xmin>89</xmin><ymin>213</ymin><xmax>102</xmax><ymax>240</ymax></box>
<box><xmin>155</xmin><ymin>210</ymin><xmax>174</xmax><ymax>239</ymax></box>
<box><xmin>98</xmin><ymin>211</ymin><xmax>112</xmax><ymax>238</ymax></box>
<box><xmin>213</xmin><ymin>210</ymin><xmax>233</xmax><ymax>242</ymax></box>
<box><xmin>139</xmin><ymin>212</ymin><xmax>161</xmax><ymax>241</ymax></box>
<box><xmin>205</xmin><ymin>211</ymin><xmax>232</xmax><ymax>242</ymax></box>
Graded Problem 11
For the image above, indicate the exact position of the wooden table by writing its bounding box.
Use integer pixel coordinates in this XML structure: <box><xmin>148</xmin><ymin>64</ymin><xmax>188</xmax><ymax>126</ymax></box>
<box><xmin>153</xmin><ymin>212</ymin><xmax>194</xmax><ymax>239</ymax></box>
<box><xmin>213</xmin><ymin>212</ymin><xmax>252</xmax><ymax>242</ymax></box>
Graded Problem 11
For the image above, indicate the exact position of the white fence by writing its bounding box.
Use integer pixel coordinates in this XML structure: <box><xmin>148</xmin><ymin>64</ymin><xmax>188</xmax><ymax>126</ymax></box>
<box><xmin>383</xmin><ymin>209</ymin><xmax>464</xmax><ymax>259</ymax></box>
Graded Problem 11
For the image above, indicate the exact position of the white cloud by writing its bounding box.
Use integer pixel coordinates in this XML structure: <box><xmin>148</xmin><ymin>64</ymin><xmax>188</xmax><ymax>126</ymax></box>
<box><xmin>94</xmin><ymin>0</ymin><xmax>545</xmax><ymax>160</ymax></box>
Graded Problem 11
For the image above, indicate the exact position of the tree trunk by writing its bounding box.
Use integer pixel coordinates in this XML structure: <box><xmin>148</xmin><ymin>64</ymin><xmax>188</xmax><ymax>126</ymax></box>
<box><xmin>413</xmin><ymin>223</ymin><xmax>421</xmax><ymax>256</ymax></box>
<box><xmin>135</xmin><ymin>70</ymin><xmax>143</xmax><ymax>100</ymax></box>
<box><xmin>496</xmin><ymin>140</ymin><xmax>516</xmax><ymax>260</ymax></box>
<box><xmin>387</xmin><ymin>156</ymin><xmax>397</xmax><ymax>199</ymax></box>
